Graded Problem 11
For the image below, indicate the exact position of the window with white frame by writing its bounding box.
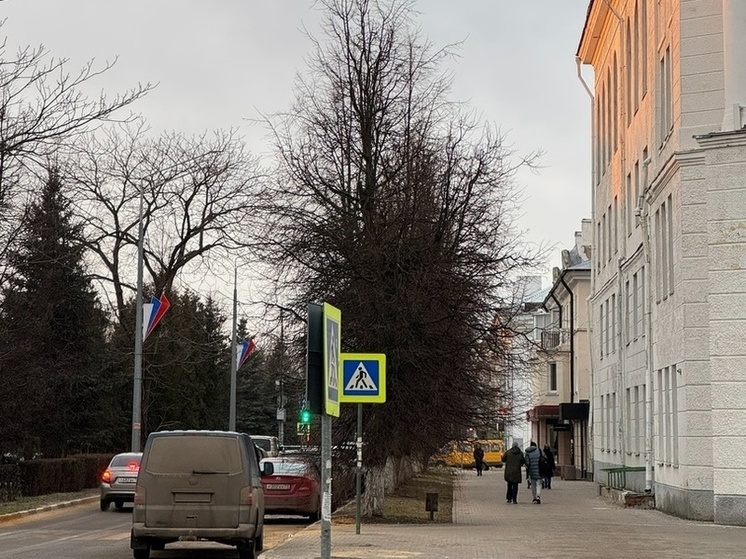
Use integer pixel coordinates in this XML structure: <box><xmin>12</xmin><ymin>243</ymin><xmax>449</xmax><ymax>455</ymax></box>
<box><xmin>548</xmin><ymin>362</ymin><xmax>558</xmax><ymax>392</ymax></box>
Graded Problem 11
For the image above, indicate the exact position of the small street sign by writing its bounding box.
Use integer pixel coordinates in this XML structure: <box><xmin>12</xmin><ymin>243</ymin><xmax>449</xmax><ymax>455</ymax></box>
<box><xmin>340</xmin><ymin>353</ymin><xmax>386</xmax><ymax>403</ymax></box>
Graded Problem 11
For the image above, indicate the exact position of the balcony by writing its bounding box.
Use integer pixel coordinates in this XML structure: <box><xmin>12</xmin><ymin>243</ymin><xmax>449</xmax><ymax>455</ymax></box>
<box><xmin>540</xmin><ymin>329</ymin><xmax>568</xmax><ymax>350</ymax></box>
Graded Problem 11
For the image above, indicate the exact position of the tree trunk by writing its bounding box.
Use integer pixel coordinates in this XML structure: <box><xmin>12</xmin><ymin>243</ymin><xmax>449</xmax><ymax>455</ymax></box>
<box><xmin>361</xmin><ymin>464</ymin><xmax>386</xmax><ymax>517</ymax></box>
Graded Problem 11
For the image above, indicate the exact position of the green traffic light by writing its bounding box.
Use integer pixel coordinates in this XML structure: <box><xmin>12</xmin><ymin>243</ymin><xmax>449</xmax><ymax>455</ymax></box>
<box><xmin>300</xmin><ymin>409</ymin><xmax>312</xmax><ymax>424</ymax></box>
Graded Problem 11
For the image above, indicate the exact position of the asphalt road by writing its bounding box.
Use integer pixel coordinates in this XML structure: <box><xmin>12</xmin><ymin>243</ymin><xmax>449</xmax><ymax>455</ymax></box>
<box><xmin>0</xmin><ymin>501</ymin><xmax>308</xmax><ymax>559</ymax></box>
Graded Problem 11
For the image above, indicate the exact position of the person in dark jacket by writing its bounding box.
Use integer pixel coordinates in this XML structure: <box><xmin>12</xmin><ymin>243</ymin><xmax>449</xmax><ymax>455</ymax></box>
<box><xmin>542</xmin><ymin>444</ymin><xmax>556</xmax><ymax>489</ymax></box>
<box><xmin>501</xmin><ymin>442</ymin><xmax>525</xmax><ymax>504</ymax></box>
<box><xmin>524</xmin><ymin>441</ymin><xmax>543</xmax><ymax>503</ymax></box>
<box><xmin>473</xmin><ymin>443</ymin><xmax>485</xmax><ymax>476</ymax></box>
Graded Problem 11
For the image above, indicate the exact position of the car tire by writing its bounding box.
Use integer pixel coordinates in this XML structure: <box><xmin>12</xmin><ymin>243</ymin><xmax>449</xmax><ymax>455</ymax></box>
<box><xmin>133</xmin><ymin>548</ymin><xmax>150</xmax><ymax>559</ymax></box>
<box><xmin>151</xmin><ymin>541</ymin><xmax>165</xmax><ymax>551</ymax></box>
<box><xmin>237</xmin><ymin>540</ymin><xmax>256</xmax><ymax>559</ymax></box>
<box><xmin>308</xmin><ymin>511</ymin><xmax>320</xmax><ymax>522</ymax></box>
<box><xmin>435</xmin><ymin>461</ymin><xmax>446</xmax><ymax>468</ymax></box>
<box><xmin>100</xmin><ymin>499</ymin><xmax>109</xmax><ymax>512</ymax></box>
<box><xmin>115</xmin><ymin>500</ymin><xmax>124</xmax><ymax>510</ymax></box>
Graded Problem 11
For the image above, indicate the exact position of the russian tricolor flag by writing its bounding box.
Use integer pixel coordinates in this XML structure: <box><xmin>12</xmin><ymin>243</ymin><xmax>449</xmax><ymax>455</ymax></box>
<box><xmin>236</xmin><ymin>337</ymin><xmax>256</xmax><ymax>370</ymax></box>
<box><xmin>143</xmin><ymin>294</ymin><xmax>171</xmax><ymax>341</ymax></box>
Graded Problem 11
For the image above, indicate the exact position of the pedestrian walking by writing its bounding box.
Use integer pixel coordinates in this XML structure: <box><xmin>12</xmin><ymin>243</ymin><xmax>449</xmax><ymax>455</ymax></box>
<box><xmin>473</xmin><ymin>443</ymin><xmax>485</xmax><ymax>476</ymax></box>
<box><xmin>524</xmin><ymin>441</ymin><xmax>544</xmax><ymax>504</ymax></box>
<box><xmin>501</xmin><ymin>441</ymin><xmax>524</xmax><ymax>504</ymax></box>
<box><xmin>542</xmin><ymin>445</ymin><xmax>556</xmax><ymax>489</ymax></box>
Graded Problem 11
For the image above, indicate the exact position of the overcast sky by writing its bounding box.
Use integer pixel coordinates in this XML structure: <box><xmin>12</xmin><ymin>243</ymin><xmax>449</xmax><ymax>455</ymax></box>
<box><xmin>1</xmin><ymin>0</ymin><xmax>592</xmax><ymax>283</ymax></box>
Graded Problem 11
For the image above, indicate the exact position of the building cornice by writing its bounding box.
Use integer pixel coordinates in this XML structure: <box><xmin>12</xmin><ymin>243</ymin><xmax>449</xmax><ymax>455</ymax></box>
<box><xmin>694</xmin><ymin>128</ymin><xmax>746</xmax><ymax>149</ymax></box>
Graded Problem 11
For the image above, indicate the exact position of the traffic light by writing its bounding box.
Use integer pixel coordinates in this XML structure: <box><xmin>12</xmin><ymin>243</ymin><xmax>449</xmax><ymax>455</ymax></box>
<box><xmin>299</xmin><ymin>408</ymin><xmax>312</xmax><ymax>424</ymax></box>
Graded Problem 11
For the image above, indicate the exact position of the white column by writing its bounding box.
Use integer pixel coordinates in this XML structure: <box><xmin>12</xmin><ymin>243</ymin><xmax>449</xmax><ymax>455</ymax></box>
<box><xmin>722</xmin><ymin>0</ymin><xmax>746</xmax><ymax>130</ymax></box>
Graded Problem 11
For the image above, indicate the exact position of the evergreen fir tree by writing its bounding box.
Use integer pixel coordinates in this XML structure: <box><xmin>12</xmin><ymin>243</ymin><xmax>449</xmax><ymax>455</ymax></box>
<box><xmin>0</xmin><ymin>167</ymin><xmax>109</xmax><ymax>457</ymax></box>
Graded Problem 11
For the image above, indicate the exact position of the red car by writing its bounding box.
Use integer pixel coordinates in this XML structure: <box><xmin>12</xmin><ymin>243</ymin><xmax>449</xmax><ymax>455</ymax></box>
<box><xmin>260</xmin><ymin>456</ymin><xmax>321</xmax><ymax>521</ymax></box>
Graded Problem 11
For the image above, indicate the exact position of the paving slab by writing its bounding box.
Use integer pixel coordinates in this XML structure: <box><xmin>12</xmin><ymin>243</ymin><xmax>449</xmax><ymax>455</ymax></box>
<box><xmin>260</xmin><ymin>470</ymin><xmax>746</xmax><ymax>559</ymax></box>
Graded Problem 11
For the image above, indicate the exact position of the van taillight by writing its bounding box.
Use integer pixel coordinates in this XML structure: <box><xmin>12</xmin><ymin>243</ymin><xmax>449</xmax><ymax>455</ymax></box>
<box><xmin>239</xmin><ymin>486</ymin><xmax>253</xmax><ymax>506</ymax></box>
<box><xmin>134</xmin><ymin>485</ymin><xmax>146</xmax><ymax>505</ymax></box>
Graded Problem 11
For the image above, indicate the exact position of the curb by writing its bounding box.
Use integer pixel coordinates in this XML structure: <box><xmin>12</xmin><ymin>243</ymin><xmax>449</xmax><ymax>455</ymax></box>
<box><xmin>0</xmin><ymin>495</ymin><xmax>99</xmax><ymax>524</ymax></box>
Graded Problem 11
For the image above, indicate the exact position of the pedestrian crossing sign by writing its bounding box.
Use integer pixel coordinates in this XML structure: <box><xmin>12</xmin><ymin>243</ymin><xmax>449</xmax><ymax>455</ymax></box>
<box><xmin>340</xmin><ymin>353</ymin><xmax>386</xmax><ymax>403</ymax></box>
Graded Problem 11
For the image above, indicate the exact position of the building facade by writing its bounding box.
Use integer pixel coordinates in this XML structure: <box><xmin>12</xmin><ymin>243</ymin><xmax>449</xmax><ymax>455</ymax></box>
<box><xmin>577</xmin><ymin>0</ymin><xmax>746</xmax><ymax>524</ymax></box>
<box><xmin>526</xmin><ymin>223</ymin><xmax>593</xmax><ymax>481</ymax></box>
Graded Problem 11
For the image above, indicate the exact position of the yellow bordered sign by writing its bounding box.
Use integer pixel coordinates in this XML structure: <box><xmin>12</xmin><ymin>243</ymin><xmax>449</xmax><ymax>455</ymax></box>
<box><xmin>322</xmin><ymin>303</ymin><xmax>341</xmax><ymax>417</ymax></box>
<box><xmin>339</xmin><ymin>353</ymin><xmax>386</xmax><ymax>404</ymax></box>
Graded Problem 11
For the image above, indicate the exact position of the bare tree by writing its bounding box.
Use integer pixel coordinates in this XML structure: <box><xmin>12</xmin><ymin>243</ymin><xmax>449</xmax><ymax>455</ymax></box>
<box><xmin>67</xmin><ymin>124</ymin><xmax>265</xmax><ymax>323</ymax></box>
<box><xmin>0</xmin><ymin>33</ymin><xmax>151</xmax><ymax>284</ymax></box>
<box><xmin>261</xmin><ymin>0</ymin><xmax>544</xmax><ymax>515</ymax></box>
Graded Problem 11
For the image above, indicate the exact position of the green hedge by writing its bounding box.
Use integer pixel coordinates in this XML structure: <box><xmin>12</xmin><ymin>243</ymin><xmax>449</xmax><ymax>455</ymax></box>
<box><xmin>9</xmin><ymin>454</ymin><xmax>114</xmax><ymax>498</ymax></box>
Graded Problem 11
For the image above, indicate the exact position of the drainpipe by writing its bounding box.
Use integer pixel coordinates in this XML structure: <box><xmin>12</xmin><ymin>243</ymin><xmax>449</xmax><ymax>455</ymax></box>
<box><xmin>558</xmin><ymin>274</ymin><xmax>576</xmax><ymax>405</ymax></box>
<box><xmin>558</xmin><ymin>273</ymin><xmax>577</xmax><ymax>472</ymax></box>
<box><xmin>637</xmin><ymin>157</ymin><xmax>654</xmax><ymax>493</ymax></box>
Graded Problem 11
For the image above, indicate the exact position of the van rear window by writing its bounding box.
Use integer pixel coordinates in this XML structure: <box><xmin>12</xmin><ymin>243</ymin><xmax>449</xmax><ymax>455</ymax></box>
<box><xmin>146</xmin><ymin>436</ymin><xmax>244</xmax><ymax>474</ymax></box>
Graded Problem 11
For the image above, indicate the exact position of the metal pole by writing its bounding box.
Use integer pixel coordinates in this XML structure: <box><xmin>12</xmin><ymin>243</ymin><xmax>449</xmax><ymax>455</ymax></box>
<box><xmin>278</xmin><ymin>311</ymin><xmax>285</xmax><ymax>448</ymax></box>
<box><xmin>229</xmin><ymin>265</ymin><xmax>238</xmax><ymax>431</ymax></box>
<box><xmin>320</xmin><ymin>413</ymin><xmax>332</xmax><ymax>559</ymax></box>
<box><xmin>355</xmin><ymin>403</ymin><xmax>363</xmax><ymax>534</ymax></box>
<box><xmin>131</xmin><ymin>183</ymin><xmax>145</xmax><ymax>453</ymax></box>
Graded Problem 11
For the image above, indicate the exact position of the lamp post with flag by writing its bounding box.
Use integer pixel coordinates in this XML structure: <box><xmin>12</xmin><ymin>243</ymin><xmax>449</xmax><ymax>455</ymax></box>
<box><xmin>229</xmin><ymin>265</ymin><xmax>256</xmax><ymax>431</ymax></box>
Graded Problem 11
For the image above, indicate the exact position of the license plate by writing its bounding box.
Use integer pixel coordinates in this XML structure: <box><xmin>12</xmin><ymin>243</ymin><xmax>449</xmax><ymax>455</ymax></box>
<box><xmin>117</xmin><ymin>477</ymin><xmax>137</xmax><ymax>484</ymax></box>
<box><xmin>266</xmin><ymin>483</ymin><xmax>290</xmax><ymax>490</ymax></box>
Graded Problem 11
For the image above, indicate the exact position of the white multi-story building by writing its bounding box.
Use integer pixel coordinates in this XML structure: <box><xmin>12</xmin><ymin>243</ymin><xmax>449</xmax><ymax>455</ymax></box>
<box><xmin>523</xmin><ymin>223</ymin><xmax>593</xmax><ymax>480</ymax></box>
<box><xmin>577</xmin><ymin>0</ymin><xmax>746</xmax><ymax>524</ymax></box>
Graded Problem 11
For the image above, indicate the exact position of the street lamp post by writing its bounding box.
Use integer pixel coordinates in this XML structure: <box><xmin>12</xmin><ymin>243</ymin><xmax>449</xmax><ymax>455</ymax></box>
<box><xmin>229</xmin><ymin>265</ymin><xmax>238</xmax><ymax>431</ymax></box>
<box><xmin>131</xmin><ymin>184</ymin><xmax>145</xmax><ymax>452</ymax></box>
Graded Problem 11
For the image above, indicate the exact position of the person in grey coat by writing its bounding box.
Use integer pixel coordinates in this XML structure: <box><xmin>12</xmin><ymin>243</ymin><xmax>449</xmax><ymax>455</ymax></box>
<box><xmin>524</xmin><ymin>441</ymin><xmax>543</xmax><ymax>504</ymax></box>
<box><xmin>501</xmin><ymin>442</ymin><xmax>525</xmax><ymax>504</ymax></box>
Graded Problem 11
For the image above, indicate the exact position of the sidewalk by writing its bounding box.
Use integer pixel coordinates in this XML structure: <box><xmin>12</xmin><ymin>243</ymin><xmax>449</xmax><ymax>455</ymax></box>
<box><xmin>260</xmin><ymin>471</ymin><xmax>746</xmax><ymax>559</ymax></box>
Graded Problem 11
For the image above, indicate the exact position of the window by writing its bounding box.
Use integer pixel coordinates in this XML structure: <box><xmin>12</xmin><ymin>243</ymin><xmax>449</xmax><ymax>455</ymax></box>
<box><xmin>625</xmin><ymin>280</ymin><xmax>632</xmax><ymax>343</ymax></box>
<box><xmin>609</xmin><ymin>294</ymin><xmax>619</xmax><ymax>353</ymax></box>
<box><xmin>634</xmin><ymin>386</ymin><xmax>641</xmax><ymax>454</ymax></box>
<box><xmin>661</xmin><ymin>199</ymin><xmax>669</xmax><ymax>297</ymax></box>
<box><xmin>600</xmin><ymin>304</ymin><xmax>605</xmax><ymax>357</ymax></box>
<box><xmin>634</xmin><ymin>1</ymin><xmax>640</xmax><ymax>112</ymax></box>
<box><xmin>626</xmin><ymin>387</ymin><xmax>632</xmax><ymax>451</ymax></box>
<box><xmin>632</xmin><ymin>272</ymin><xmax>639</xmax><ymax>338</ymax></box>
<box><xmin>626</xmin><ymin>21</ymin><xmax>632</xmax><ymax>125</ymax></box>
<box><xmin>548</xmin><ymin>363</ymin><xmax>558</xmax><ymax>392</ymax></box>
<box><xmin>612</xmin><ymin>392</ymin><xmax>617</xmax><ymax>452</ymax></box>
<box><xmin>607</xmin><ymin>205</ymin><xmax>612</xmax><ymax>262</ymax></box>
<box><xmin>642</xmin><ymin>0</ymin><xmax>648</xmax><ymax>95</ymax></box>
<box><xmin>626</xmin><ymin>172</ymin><xmax>634</xmax><ymax>235</ymax></box>
<box><xmin>614</xmin><ymin>196</ymin><xmax>618</xmax><ymax>254</ymax></box>
<box><xmin>655</xmin><ymin>208</ymin><xmax>662</xmax><ymax>301</ymax></box>
<box><xmin>659</xmin><ymin>46</ymin><xmax>673</xmax><ymax>143</ymax></box>
<box><xmin>634</xmin><ymin>160</ymin><xmax>640</xmax><ymax>227</ymax></box>
<box><xmin>667</xmin><ymin>194</ymin><xmax>674</xmax><ymax>295</ymax></box>
<box><xmin>613</xmin><ymin>53</ymin><xmax>618</xmax><ymax>151</ymax></box>
<box><xmin>600</xmin><ymin>395</ymin><xmax>606</xmax><ymax>450</ymax></box>
<box><xmin>640</xmin><ymin>266</ymin><xmax>646</xmax><ymax>333</ymax></box>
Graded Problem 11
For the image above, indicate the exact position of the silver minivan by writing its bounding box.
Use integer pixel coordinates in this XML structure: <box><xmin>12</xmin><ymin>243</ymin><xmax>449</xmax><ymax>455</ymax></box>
<box><xmin>130</xmin><ymin>430</ymin><xmax>273</xmax><ymax>559</ymax></box>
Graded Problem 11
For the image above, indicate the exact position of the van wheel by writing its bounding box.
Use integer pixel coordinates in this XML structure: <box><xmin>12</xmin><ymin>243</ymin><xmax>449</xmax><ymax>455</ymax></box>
<box><xmin>238</xmin><ymin>540</ymin><xmax>256</xmax><ymax>559</ymax></box>
<box><xmin>100</xmin><ymin>499</ymin><xmax>109</xmax><ymax>512</ymax></box>
<box><xmin>255</xmin><ymin>529</ymin><xmax>264</xmax><ymax>552</ymax></box>
<box><xmin>133</xmin><ymin>548</ymin><xmax>150</xmax><ymax>559</ymax></box>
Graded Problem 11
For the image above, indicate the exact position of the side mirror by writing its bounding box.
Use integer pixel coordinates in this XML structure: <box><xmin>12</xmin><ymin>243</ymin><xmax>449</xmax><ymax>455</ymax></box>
<box><xmin>261</xmin><ymin>461</ymin><xmax>274</xmax><ymax>476</ymax></box>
